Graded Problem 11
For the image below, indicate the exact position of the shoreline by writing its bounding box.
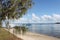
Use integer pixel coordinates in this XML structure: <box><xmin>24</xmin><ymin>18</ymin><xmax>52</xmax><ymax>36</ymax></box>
<box><xmin>26</xmin><ymin>31</ymin><xmax>60</xmax><ymax>38</ymax></box>
<box><xmin>5</xmin><ymin>28</ymin><xmax>60</xmax><ymax>40</ymax></box>
<box><xmin>26</xmin><ymin>31</ymin><xmax>60</xmax><ymax>39</ymax></box>
<box><xmin>17</xmin><ymin>31</ymin><xmax>60</xmax><ymax>40</ymax></box>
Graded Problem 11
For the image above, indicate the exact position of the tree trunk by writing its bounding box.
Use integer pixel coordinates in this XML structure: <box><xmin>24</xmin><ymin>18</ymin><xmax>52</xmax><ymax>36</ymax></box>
<box><xmin>0</xmin><ymin>20</ymin><xmax>2</xmax><ymax>28</ymax></box>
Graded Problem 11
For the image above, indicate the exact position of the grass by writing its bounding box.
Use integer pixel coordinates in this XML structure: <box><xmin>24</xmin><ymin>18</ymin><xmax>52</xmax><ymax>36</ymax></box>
<box><xmin>0</xmin><ymin>28</ymin><xmax>22</xmax><ymax>40</ymax></box>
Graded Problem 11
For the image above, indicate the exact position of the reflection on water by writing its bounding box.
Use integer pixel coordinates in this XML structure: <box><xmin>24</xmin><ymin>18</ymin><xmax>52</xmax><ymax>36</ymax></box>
<box><xmin>27</xmin><ymin>24</ymin><xmax>60</xmax><ymax>38</ymax></box>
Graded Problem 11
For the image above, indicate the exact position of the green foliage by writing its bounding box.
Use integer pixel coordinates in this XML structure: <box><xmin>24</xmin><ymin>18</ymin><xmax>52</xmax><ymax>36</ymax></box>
<box><xmin>0</xmin><ymin>0</ymin><xmax>33</xmax><ymax>28</ymax></box>
<box><xmin>21</xmin><ymin>26</ymin><xmax>28</xmax><ymax>34</ymax></box>
<box><xmin>0</xmin><ymin>0</ymin><xmax>33</xmax><ymax>20</ymax></box>
<box><xmin>14</xmin><ymin>25</ymin><xmax>28</xmax><ymax>34</ymax></box>
<box><xmin>14</xmin><ymin>26</ymin><xmax>21</xmax><ymax>31</ymax></box>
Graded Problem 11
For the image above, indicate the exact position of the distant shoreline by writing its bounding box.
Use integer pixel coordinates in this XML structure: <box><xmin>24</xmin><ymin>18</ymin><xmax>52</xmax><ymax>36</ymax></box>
<box><xmin>55</xmin><ymin>22</ymin><xmax>60</xmax><ymax>24</ymax></box>
<box><xmin>13</xmin><ymin>23</ymin><xmax>60</xmax><ymax>24</ymax></box>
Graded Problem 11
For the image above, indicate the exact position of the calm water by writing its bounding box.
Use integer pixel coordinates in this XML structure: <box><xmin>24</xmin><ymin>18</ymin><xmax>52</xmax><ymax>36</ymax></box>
<box><xmin>26</xmin><ymin>24</ymin><xmax>60</xmax><ymax>38</ymax></box>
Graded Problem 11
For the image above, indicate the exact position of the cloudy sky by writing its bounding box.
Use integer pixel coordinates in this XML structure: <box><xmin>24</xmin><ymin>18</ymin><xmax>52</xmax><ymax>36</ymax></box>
<box><xmin>9</xmin><ymin>0</ymin><xmax>60</xmax><ymax>23</ymax></box>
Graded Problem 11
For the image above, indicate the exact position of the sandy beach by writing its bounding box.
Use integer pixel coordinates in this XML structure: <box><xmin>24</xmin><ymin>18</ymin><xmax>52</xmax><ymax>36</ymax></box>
<box><xmin>5</xmin><ymin>28</ymin><xmax>60</xmax><ymax>40</ymax></box>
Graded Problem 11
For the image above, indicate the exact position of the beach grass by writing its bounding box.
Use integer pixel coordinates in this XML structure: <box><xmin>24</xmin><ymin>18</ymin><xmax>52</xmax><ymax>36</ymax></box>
<box><xmin>0</xmin><ymin>28</ymin><xmax>22</xmax><ymax>40</ymax></box>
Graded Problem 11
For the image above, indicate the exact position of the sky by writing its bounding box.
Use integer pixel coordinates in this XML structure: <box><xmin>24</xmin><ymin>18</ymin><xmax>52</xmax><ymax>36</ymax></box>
<box><xmin>3</xmin><ymin>0</ymin><xmax>60</xmax><ymax>25</ymax></box>
<box><xmin>12</xmin><ymin>0</ymin><xmax>60</xmax><ymax>23</ymax></box>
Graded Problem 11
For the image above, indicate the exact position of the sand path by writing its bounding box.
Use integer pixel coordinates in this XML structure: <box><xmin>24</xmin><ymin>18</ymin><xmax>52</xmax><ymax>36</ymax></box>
<box><xmin>5</xmin><ymin>28</ymin><xmax>60</xmax><ymax>40</ymax></box>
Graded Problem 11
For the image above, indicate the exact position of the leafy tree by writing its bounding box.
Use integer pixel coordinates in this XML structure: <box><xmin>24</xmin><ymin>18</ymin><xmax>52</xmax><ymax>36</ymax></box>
<box><xmin>14</xmin><ymin>25</ymin><xmax>28</xmax><ymax>34</ymax></box>
<box><xmin>14</xmin><ymin>26</ymin><xmax>21</xmax><ymax>34</ymax></box>
<box><xmin>21</xmin><ymin>26</ymin><xmax>28</xmax><ymax>35</ymax></box>
<box><xmin>0</xmin><ymin>0</ymin><xmax>33</xmax><ymax>28</ymax></box>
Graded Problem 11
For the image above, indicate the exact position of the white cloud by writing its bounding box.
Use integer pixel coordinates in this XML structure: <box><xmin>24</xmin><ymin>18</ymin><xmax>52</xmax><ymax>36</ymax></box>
<box><xmin>52</xmin><ymin>14</ymin><xmax>60</xmax><ymax>21</ymax></box>
<box><xmin>3</xmin><ymin>13</ymin><xmax>60</xmax><ymax>27</ymax></box>
<box><xmin>15</xmin><ymin>18</ymin><xmax>28</xmax><ymax>23</ymax></box>
<box><xmin>9</xmin><ymin>13</ymin><xmax>60</xmax><ymax>23</ymax></box>
<box><xmin>32</xmin><ymin>13</ymin><xmax>40</xmax><ymax>22</ymax></box>
<box><xmin>41</xmin><ymin>15</ymin><xmax>52</xmax><ymax>21</ymax></box>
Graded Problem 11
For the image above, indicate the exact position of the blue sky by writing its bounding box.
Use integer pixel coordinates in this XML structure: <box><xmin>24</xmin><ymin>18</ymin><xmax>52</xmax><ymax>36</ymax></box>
<box><xmin>27</xmin><ymin>0</ymin><xmax>60</xmax><ymax>15</ymax></box>
<box><xmin>15</xmin><ymin>0</ymin><xmax>60</xmax><ymax>23</ymax></box>
<box><xmin>3</xmin><ymin>0</ymin><xmax>60</xmax><ymax>25</ymax></box>
<box><xmin>2</xmin><ymin>0</ymin><xmax>60</xmax><ymax>27</ymax></box>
